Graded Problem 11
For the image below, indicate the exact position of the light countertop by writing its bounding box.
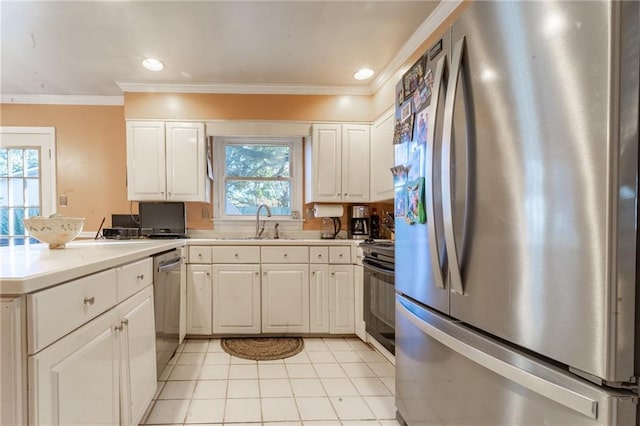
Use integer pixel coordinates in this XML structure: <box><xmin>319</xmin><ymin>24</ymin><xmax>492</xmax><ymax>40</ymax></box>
<box><xmin>0</xmin><ymin>238</ymin><xmax>373</xmax><ymax>295</ymax></box>
<box><xmin>0</xmin><ymin>240</ymin><xmax>185</xmax><ymax>295</ymax></box>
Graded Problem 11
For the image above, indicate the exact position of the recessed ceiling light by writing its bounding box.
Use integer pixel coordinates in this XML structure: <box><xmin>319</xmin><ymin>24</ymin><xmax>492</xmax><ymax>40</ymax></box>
<box><xmin>142</xmin><ymin>58</ymin><xmax>164</xmax><ymax>71</ymax></box>
<box><xmin>354</xmin><ymin>68</ymin><xmax>374</xmax><ymax>80</ymax></box>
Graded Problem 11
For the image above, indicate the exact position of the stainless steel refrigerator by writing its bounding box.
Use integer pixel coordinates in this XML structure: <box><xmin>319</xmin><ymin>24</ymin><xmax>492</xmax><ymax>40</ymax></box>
<box><xmin>394</xmin><ymin>1</ymin><xmax>639</xmax><ymax>424</ymax></box>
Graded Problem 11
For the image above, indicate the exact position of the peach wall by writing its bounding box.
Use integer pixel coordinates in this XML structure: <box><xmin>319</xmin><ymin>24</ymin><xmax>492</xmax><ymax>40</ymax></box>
<box><xmin>125</xmin><ymin>93</ymin><xmax>373</xmax><ymax>122</ymax></box>
<box><xmin>0</xmin><ymin>104</ymin><xmax>129</xmax><ymax>231</ymax></box>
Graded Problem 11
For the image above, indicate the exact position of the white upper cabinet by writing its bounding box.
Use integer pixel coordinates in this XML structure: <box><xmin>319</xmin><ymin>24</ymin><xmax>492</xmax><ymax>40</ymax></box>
<box><xmin>369</xmin><ymin>109</ymin><xmax>395</xmax><ymax>202</ymax></box>
<box><xmin>126</xmin><ymin>121</ymin><xmax>209</xmax><ymax>202</ymax></box>
<box><xmin>341</xmin><ymin>124</ymin><xmax>370</xmax><ymax>202</ymax></box>
<box><xmin>305</xmin><ymin>123</ymin><xmax>370</xmax><ymax>203</ymax></box>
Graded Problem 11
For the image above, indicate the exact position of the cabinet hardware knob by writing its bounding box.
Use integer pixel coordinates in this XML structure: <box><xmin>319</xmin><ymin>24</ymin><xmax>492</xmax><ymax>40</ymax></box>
<box><xmin>115</xmin><ymin>324</ymin><xmax>124</xmax><ymax>332</ymax></box>
<box><xmin>312</xmin><ymin>271</ymin><xmax>316</xmax><ymax>275</ymax></box>
<box><xmin>331</xmin><ymin>272</ymin><xmax>336</xmax><ymax>276</ymax></box>
<box><xmin>255</xmin><ymin>271</ymin><xmax>259</xmax><ymax>276</ymax></box>
<box><xmin>284</xmin><ymin>253</ymin><xmax>288</xmax><ymax>257</ymax></box>
<box><xmin>339</xmin><ymin>254</ymin><xmax>343</xmax><ymax>257</ymax></box>
<box><xmin>84</xmin><ymin>296</ymin><xmax>95</xmax><ymax>305</ymax></box>
<box><xmin>206</xmin><ymin>272</ymin><xmax>210</xmax><ymax>276</ymax></box>
<box><xmin>121</xmin><ymin>319</ymin><xmax>129</xmax><ymax>326</ymax></box>
<box><xmin>198</xmin><ymin>253</ymin><xmax>202</xmax><ymax>257</ymax></box>
<box><xmin>317</xmin><ymin>254</ymin><xmax>322</xmax><ymax>258</ymax></box>
<box><xmin>137</xmin><ymin>274</ymin><xmax>144</xmax><ymax>280</ymax></box>
<box><xmin>234</xmin><ymin>253</ymin><xmax>239</xmax><ymax>257</ymax></box>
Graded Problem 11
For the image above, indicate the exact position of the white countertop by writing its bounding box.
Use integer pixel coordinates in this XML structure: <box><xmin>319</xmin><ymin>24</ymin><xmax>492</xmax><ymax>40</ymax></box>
<box><xmin>0</xmin><ymin>240</ymin><xmax>185</xmax><ymax>295</ymax></box>
<box><xmin>0</xmin><ymin>237</ymin><xmax>372</xmax><ymax>295</ymax></box>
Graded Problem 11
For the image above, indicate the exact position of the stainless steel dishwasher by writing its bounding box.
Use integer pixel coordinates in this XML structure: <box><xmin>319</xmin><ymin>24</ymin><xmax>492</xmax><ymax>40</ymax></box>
<box><xmin>153</xmin><ymin>248</ymin><xmax>184</xmax><ymax>378</ymax></box>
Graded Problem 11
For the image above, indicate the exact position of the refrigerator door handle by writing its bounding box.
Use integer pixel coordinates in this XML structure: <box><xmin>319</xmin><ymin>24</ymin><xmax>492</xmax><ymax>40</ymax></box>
<box><xmin>426</xmin><ymin>54</ymin><xmax>448</xmax><ymax>290</ymax></box>
<box><xmin>396</xmin><ymin>299</ymin><xmax>599</xmax><ymax>420</ymax></box>
<box><xmin>442</xmin><ymin>36</ymin><xmax>466</xmax><ymax>295</ymax></box>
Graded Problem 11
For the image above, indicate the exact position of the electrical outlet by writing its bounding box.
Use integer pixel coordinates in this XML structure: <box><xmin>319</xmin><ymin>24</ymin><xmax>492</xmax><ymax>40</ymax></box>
<box><xmin>59</xmin><ymin>195</ymin><xmax>68</xmax><ymax>206</ymax></box>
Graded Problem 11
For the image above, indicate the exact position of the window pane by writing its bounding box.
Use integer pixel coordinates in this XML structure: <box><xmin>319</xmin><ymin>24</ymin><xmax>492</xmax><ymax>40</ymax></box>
<box><xmin>9</xmin><ymin>149</ymin><xmax>24</xmax><ymax>177</ymax></box>
<box><xmin>25</xmin><ymin>178</ymin><xmax>40</xmax><ymax>207</ymax></box>
<box><xmin>9</xmin><ymin>178</ymin><xmax>24</xmax><ymax>206</ymax></box>
<box><xmin>26</xmin><ymin>150</ymin><xmax>40</xmax><ymax>177</ymax></box>
<box><xmin>11</xmin><ymin>208</ymin><xmax>25</xmax><ymax>235</ymax></box>
<box><xmin>226</xmin><ymin>145</ymin><xmax>290</xmax><ymax>178</ymax></box>
<box><xmin>0</xmin><ymin>149</ymin><xmax>7</xmax><ymax>177</ymax></box>
<box><xmin>0</xmin><ymin>178</ymin><xmax>7</xmax><ymax>207</ymax></box>
<box><xmin>225</xmin><ymin>180</ymin><xmax>291</xmax><ymax>216</ymax></box>
<box><xmin>0</xmin><ymin>208</ymin><xmax>7</xmax><ymax>236</ymax></box>
<box><xmin>28</xmin><ymin>207</ymin><xmax>40</xmax><ymax>217</ymax></box>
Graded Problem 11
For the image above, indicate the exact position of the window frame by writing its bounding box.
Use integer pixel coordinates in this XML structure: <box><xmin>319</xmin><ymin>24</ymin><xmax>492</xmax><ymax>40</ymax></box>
<box><xmin>0</xmin><ymin>126</ymin><xmax>57</xmax><ymax>246</ymax></box>
<box><xmin>213</xmin><ymin>136</ymin><xmax>303</xmax><ymax>223</ymax></box>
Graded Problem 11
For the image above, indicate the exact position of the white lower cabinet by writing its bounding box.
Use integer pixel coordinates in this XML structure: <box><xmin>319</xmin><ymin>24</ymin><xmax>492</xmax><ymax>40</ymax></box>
<box><xmin>262</xmin><ymin>264</ymin><xmax>310</xmax><ymax>333</ymax></box>
<box><xmin>186</xmin><ymin>264</ymin><xmax>213</xmax><ymax>335</ymax></box>
<box><xmin>211</xmin><ymin>264</ymin><xmax>261</xmax><ymax>334</ymax></box>
<box><xmin>309</xmin><ymin>264</ymin><xmax>330</xmax><ymax>333</ymax></box>
<box><xmin>354</xmin><ymin>264</ymin><xmax>366</xmax><ymax>340</ymax></box>
<box><xmin>29</xmin><ymin>308</ymin><xmax>120</xmax><ymax>426</ymax></box>
<box><xmin>119</xmin><ymin>286</ymin><xmax>157</xmax><ymax>426</ymax></box>
<box><xmin>329</xmin><ymin>265</ymin><xmax>355</xmax><ymax>334</ymax></box>
<box><xmin>29</xmin><ymin>286</ymin><xmax>157</xmax><ymax>426</ymax></box>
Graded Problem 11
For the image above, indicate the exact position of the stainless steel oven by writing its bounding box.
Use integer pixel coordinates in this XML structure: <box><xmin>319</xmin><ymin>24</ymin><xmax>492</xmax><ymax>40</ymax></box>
<box><xmin>361</xmin><ymin>241</ymin><xmax>395</xmax><ymax>354</ymax></box>
<box><xmin>153</xmin><ymin>248</ymin><xmax>184</xmax><ymax>378</ymax></box>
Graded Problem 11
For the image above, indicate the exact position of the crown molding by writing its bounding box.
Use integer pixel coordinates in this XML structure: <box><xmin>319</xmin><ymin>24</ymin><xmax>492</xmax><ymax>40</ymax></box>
<box><xmin>369</xmin><ymin>0</ymin><xmax>463</xmax><ymax>93</ymax></box>
<box><xmin>1</xmin><ymin>94</ymin><xmax>124</xmax><ymax>106</ymax></box>
<box><xmin>116</xmin><ymin>81</ymin><xmax>372</xmax><ymax>96</ymax></box>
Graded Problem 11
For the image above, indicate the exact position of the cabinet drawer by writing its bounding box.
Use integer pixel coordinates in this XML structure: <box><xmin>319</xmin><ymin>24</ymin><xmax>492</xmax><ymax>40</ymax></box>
<box><xmin>189</xmin><ymin>246</ymin><xmax>212</xmax><ymax>263</ymax></box>
<box><xmin>117</xmin><ymin>258</ymin><xmax>153</xmax><ymax>302</ymax></box>
<box><xmin>261</xmin><ymin>246</ymin><xmax>309</xmax><ymax>263</ymax></box>
<box><xmin>329</xmin><ymin>246</ymin><xmax>351</xmax><ymax>264</ymax></box>
<box><xmin>27</xmin><ymin>269</ymin><xmax>117</xmax><ymax>354</ymax></box>
<box><xmin>310</xmin><ymin>247</ymin><xmax>329</xmax><ymax>264</ymax></box>
<box><xmin>213</xmin><ymin>246</ymin><xmax>260</xmax><ymax>263</ymax></box>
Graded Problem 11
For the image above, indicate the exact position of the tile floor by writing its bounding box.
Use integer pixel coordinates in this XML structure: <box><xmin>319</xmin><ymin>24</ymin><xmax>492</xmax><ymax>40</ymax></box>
<box><xmin>140</xmin><ymin>337</ymin><xmax>400</xmax><ymax>426</ymax></box>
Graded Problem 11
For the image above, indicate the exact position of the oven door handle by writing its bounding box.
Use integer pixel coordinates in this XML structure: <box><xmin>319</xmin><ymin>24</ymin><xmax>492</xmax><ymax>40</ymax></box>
<box><xmin>157</xmin><ymin>257</ymin><xmax>183</xmax><ymax>273</ymax></box>
<box><xmin>362</xmin><ymin>258</ymin><xmax>395</xmax><ymax>277</ymax></box>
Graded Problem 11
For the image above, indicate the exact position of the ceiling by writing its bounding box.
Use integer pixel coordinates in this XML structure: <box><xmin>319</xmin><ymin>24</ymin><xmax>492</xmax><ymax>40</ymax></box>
<box><xmin>0</xmin><ymin>1</ymin><xmax>442</xmax><ymax>98</ymax></box>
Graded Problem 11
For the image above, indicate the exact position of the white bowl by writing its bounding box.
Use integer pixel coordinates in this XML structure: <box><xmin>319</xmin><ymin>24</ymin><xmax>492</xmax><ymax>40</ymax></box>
<box><xmin>23</xmin><ymin>216</ymin><xmax>85</xmax><ymax>249</ymax></box>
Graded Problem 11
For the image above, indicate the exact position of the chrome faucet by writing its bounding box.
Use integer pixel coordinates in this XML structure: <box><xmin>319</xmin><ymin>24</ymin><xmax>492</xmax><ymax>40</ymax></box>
<box><xmin>255</xmin><ymin>204</ymin><xmax>272</xmax><ymax>238</ymax></box>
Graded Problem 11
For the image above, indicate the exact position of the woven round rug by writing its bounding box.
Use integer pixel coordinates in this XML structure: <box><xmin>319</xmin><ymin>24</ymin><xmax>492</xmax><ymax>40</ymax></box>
<box><xmin>221</xmin><ymin>337</ymin><xmax>304</xmax><ymax>361</ymax></box>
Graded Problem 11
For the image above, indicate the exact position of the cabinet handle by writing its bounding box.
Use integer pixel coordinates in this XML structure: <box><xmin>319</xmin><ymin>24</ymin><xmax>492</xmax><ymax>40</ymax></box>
<box><xmin>344</xmin><ymin>193</ymin><xmax>347</xmax><ymax>196</ymax></box>
<box><xmin>331</xmin><ymin>272</ymin><xmax>336</xmax><ymax>276</ymax></box>
<box><xmin>234</xmin><ymin>253</ymin><xmax>239</xmax><ymax>257</ymax></box>
<box><xmin>84</xmin><ymin>296</ymin><xmax>95</xmax><ymax>305</ymax></box>
<box><xmin>312</xmin><ymin>271</ymin><xmax>316</xmax><ymax>275</ymax></box>
<box><xmin>317</xmin><ymin>254</ymin><xmax>322</xmax><ymax>258</ymax></box>
<box><xmin>206</xmin><ymin>272</ymin><xmax>210</xmax><ymax>277</ymax></box>
<box><xmin>115</xmin><ymin>324</ymin><xmax>124</xmax><ymax>332</ymax></box>
<box><xmin>284</xmin><ymin>253</ymin><xmax>288</xmax><ymax>257</ymax></box>
<box><xmin>339</xmin><ymin>253</ymin><xmax>343</xmax><ymax>258</ymax></box>
<box><xmin>255</xmin><ymin>271</ymin><xmax>259</xmax><ymax>276</ymax></box>
<box><xmin>137</xmin><ymin>274</ymin><xmax>144</xmax><ymax>280</ymax></box>
<box><xmin>198</xmin><ymin>253</ymin><xmax>203</xmax><ymax>257</ymax></box>
<box><xmin>121</xmin><ymin>319</ymin><xmax>129</xmax><ymax>327</ymax></box>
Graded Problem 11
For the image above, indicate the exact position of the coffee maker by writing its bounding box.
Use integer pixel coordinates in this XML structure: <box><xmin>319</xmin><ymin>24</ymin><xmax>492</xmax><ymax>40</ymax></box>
<box><xmin>349</xmin><ymin>205</ymin><xmax>370</xmax><ymax>239</ymax></box>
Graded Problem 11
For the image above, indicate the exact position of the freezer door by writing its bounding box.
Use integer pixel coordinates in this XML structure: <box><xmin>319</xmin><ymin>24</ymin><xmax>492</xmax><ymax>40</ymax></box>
<box><xmin>395</xmin><ymin>296</ymin><xmax>637</xmax><ymax>425</ymax></box>
<box><xmin>443</xmin><ymin>1</ymin><xmax>639</xmax><ymax>382</ymax></box>
<box><xmin>395</xmin><ymin>29</ymin><xmax>451</xmax><ymax>315</ymax></box>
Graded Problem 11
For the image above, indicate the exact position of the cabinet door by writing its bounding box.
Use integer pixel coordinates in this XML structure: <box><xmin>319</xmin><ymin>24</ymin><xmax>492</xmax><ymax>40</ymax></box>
<box><xmin>309</xmin><ymin>265</ymin><xmax>330</xmax><ymax>333</ymax></box>
<box><xmin>211</xmin><ymin>265</ymin><xmax>261</xmax><ymax>334</ymax></box>
<box><xmin>126</xmin><ymin>121</ymin><xmax>166</xmax><ymax>201</ymax></box>
<box><xmin>119</xmin><ymin>286</ymin><xmax>157</xmax><ymax>426</ymax></box>
<box><xmin>165</xmin><ymin>122</ymin><xmax>209</xmax><ymax>202</ymax></box>
<box><xmin>342</xmin><ymin>124</ymin><xmax>370</xmax><ymax>202</ymax></box>
<box><xmin>370</xmin><ymin>109</ymin><xmax>395</xmax><ymax>201</ymax></box>
<box><xmin>353</xmin><ymin>265</ymin><xmax>366</xmax><ymax>341</ymax></box>
<box><xmin>29</xmin><ymin>310</ymin><xmax>120</xmax><ymax>426</ymax></box>
<box><xmin>306</xmin><ymin>124</ymin><xmax>342</xmax><ymax>203</ymax></box>
<box><xmin>262</xmin><ymin>264</ymin><xmax>310</xmax><ymax>333</ymax></box>
<box><xmin>329</xmin><ymin>265</ymin><xmax>355</xmax><ymax>334</ymax></box>
<box><xmin>186</xmin><ymin>265</ymin><xmax>212</xmax><ymax>335</ymax></box>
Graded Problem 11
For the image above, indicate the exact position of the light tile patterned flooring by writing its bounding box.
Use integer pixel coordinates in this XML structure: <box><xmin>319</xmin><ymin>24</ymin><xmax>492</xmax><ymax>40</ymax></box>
<box><xmin>140</xmin><ymin>337</ymin><xmax>400</xmax><ymax>425</ymax></box>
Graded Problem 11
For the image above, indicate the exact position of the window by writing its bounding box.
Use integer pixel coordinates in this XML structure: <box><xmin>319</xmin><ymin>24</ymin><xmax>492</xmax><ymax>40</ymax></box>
<box><xmin>0</xmin><ymin>127</ymin><xmax>56</xmax><ymax>246</ymax></box>
<box><xmin>214</xmin><ymin>137</ymin><xmax>302</xmax><ymax>221</ymax></box>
